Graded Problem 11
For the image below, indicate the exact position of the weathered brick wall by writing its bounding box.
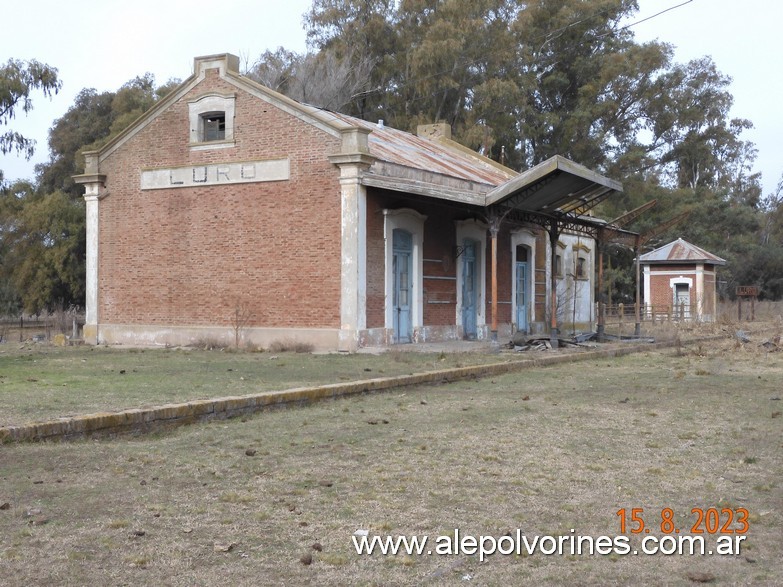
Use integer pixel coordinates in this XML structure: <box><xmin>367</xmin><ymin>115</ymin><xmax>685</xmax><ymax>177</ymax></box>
<box><xmin>704</xmin><ymin>270</ymin><xmax>717</xmax><ymax>315</ymax></box>
<box><xmin>652</xmin><ymin>264</ymin><xmax>695</xmax><ymax>273</ymax></box>
<box><xmin>649</xmin><ymin>271</ymin><xmax>676</xmax><ymax>310</ymax></box>
<box><xmin>485</xmin><ymin>228</ymin><xmax>513</xmax><ymax>324</ymax></box>
<box><xmin>365</xmin><ymin>191</ymin><xmax>524</xmax><ymax>330</ymax></box>
<box><xmin>648</xmin><ymin>267</ymin><xmax>701</xmax><ymax>311</ymax></box>
<box><xmin>365</xmin><ymin>192</ymin><xmax>464</xmax><ymax>329</ymax></box>
<box><xmin>422</xmin><ymin>211</ymin><xmax>458</xmax><ymax>326</ymax></box>
<box><xmin>98</xmin><ymin>68</ymin><xmax>343</xmax><ymax>329</ymax></box>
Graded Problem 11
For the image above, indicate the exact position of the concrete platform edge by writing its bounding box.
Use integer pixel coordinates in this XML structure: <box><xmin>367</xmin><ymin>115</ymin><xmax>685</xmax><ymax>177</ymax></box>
<box><xmin>0</xmin><ymin>336</ymin><xmax>724</xmax><ymax>443</ymax></box>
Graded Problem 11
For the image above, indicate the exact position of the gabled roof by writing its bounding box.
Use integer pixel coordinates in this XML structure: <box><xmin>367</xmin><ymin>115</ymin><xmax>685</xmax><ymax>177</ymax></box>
<box><xmin>93</xmin><ymin>54</ymin><xmax>354</xmax><ymax>163</ymax></box>
<box><xmin>639</xmin><ymin>238</ymin><xmax>726</xmax><ymax>265</ymax></box>
<box><xmin>86</xmin><ymin>53</ymin><xmax>625</xmax><ymax>228</ymax></box>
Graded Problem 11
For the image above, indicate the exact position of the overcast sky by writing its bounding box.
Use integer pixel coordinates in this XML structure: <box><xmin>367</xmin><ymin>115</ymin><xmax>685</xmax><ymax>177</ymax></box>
<box><xmin>2</xmin><ymin>0</ymin><xmax>780</xmax><ymax>197</ymax></box>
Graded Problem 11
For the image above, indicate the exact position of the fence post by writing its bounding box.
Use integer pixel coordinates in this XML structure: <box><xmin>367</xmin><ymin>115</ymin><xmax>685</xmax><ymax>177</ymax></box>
<box><xmin>634</xmin><ymin>302</ymin><xmax>640</xmax><ymax>337</ymax></box>
<box><xmin>618</xmin><ymin>303</ymin><xmax>624</xmax><ymax>338</ymax></box>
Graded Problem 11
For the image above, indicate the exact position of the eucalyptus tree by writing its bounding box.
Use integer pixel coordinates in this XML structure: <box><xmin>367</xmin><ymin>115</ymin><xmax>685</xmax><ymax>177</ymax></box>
<box><xmin>2</xmin><ymin>74</ymin><xmax>177</xmax><ymax>312</ymax></box>
<box><xmin>0</xmin><ymin>58</ymin><xmax>61</xmax><ymax>183</ymax></box>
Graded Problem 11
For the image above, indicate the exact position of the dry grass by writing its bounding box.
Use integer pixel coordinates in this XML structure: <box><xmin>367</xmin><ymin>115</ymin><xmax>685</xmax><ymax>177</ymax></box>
<box><xmin>0</xmin><ymin>338</ymin><xmax>781</xmax><ymax>586</ymax></box>
<box><xmin>0</xmin><ymin>345</ymin><xmax>511</xmax><ymax>427</ymax></box>
<box><xmin>267</xmin><ymin>339</ymin><xmax>316</xmax><ymax>354</ymax></box>
<box><xmin>602</xmin><ymin>300</ymin><xmax>783</xmax><ymax>345</ymax></box>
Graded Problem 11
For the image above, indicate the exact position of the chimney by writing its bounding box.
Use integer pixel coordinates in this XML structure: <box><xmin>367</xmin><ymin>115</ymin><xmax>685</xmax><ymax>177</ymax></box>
<box><xmin>417</xmin><ymin>122</ymin><xmax>452</xmax><ymax>140</ymax></box>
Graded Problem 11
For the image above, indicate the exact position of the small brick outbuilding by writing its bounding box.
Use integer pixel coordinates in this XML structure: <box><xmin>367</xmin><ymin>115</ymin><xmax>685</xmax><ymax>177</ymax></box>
<box><xmin>74</xmin><ymin>53</ymin><xmax>626</xmax><ymax>351</ymax></box>
<box><xmin>639</xmin><ymin>238</ymin><xmax>726</xmax><ymax>322</ymax></box>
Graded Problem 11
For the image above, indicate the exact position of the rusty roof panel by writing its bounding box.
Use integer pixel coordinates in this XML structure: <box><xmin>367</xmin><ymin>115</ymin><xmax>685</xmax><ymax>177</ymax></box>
<box><xmin>329</xmin><ymin>113</ymin><xmax>514</xmax><ymax>187</ymax></box>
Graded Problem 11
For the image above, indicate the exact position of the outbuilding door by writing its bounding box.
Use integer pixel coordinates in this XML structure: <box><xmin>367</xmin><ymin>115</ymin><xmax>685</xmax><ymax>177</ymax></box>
<box><xmin>392</xmin><ymin>229</ymin><xmax>412</xmax><ymax>343</ymax></box>
<box><xmin>674</xmin><ymin>283</ymin><xmax>690</xmax><ymax>319</ymax></box>
<box><xmin>462</xmin><ymin>239</ymin><xmax>478</xmax><ymax>340</ymax></box>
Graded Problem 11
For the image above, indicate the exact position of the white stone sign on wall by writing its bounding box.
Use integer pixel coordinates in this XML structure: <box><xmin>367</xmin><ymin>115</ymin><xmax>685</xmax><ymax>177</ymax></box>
<box><xmin>141</xmin><ymin>158</ymin><xmax>290</xmax><ymax>190</ymax></box>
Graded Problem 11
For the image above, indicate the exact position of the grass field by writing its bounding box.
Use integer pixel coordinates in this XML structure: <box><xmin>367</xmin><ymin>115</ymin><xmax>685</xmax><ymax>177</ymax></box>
<box><xmin>1</xmin><ymin>334</ymin><xmax>781</xmax><ymax>586</ymax></box>
<box><xmin>0</xmin><ymin>345</ymin><xmax>517</xmax><ymax>427</ymax></box>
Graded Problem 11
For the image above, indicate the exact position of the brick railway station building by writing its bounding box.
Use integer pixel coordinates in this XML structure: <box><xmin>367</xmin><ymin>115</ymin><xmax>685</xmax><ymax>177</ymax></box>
<box><xmin>75</xmin><ymin>54</ymin><xmax>631</xmax><ymax>351</ymax></box>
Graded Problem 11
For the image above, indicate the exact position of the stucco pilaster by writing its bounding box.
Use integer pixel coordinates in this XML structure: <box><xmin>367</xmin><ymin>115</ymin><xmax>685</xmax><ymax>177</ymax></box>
<box><xmin>73</xmin><ymin>152</ymin><xmax>106</xmax><ymax>344</ymax></box>
<box><xmin>329</xmin><ymin>150</ymin><xmax>375</xmax><ymax>352</ymax></box>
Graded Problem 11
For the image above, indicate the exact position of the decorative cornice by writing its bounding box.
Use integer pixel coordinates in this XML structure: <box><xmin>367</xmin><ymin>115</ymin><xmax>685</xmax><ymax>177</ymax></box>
<box><xmin>73</xmin><ymin>173</ymin><xmax>107</xmax><ymax>186</ymax></box>
<box><xmin>327</xmin><ymin>153</ymin><xmax>376</xmax><ymax>167</ymax></box>
<box><xmin>572</xmin><ymin>242</ymin><xmax>591</xmax><ymax>253</ymax></box>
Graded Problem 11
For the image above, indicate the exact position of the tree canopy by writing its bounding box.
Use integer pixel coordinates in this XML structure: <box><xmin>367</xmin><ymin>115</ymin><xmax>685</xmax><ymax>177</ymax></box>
<box><xmin>0</xmin><ymin>58</ymin><xmax>61</xmax><ymax>183</ymax></box>
<box><xmin>295</xmin><ymin>0</ymin><xmax>777</xmax><ymax>300</ymax></box>
<box><xmin>0</xmin><ymin>71</ymin><xmax>177</xmax><ymax>314</ymax></box>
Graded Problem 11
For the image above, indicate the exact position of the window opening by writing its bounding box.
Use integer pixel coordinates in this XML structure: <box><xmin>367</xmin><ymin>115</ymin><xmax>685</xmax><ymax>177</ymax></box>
<box><xmin>203</xmin><ymin>113</ymin><xmax>226</xmax><ymax>141</ymax></box>
<box><xmin>576</xmin><ymin>256</ymin><xmax>586</xmax><ymax>279</ymax></box>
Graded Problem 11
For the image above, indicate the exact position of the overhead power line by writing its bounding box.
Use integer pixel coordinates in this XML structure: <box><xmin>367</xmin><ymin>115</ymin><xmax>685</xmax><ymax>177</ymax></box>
<box><xmin>595</xmin><ymin>0</ymin><xmax>695</xmax><ymax>40</ymax></box>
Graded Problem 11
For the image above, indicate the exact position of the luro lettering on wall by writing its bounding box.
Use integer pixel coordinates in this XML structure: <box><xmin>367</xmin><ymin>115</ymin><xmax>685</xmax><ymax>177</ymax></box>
<box><xmin>140</xmin><ymin>159</ymin><xmax>290</xmax><ymax>190</ymax></box>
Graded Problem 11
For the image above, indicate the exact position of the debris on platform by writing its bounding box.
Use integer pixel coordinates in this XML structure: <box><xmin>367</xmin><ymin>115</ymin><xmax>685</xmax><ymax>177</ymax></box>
<box><xmin>509</xmin><ymin>333</ymin><xmax>597</xmax><ymax>352</ymax></box>
<box><xmin>760</xmin><ymin>335</ymin><xmax>781</xmax><ymax>351</ymax></box>
<box><xmin>508</xmin><ymin>330</ymin><xmax>655</xmax><ymax>351</ymax></box>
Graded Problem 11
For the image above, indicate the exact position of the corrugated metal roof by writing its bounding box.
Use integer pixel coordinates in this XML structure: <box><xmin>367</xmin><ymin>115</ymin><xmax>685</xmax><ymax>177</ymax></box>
<box><xmin>320</xmin><ymin>112</ymin><xmax>624</xmax><ymax>227</ymax></box>
<box><xmin>328</xmin><ymin>113</ymin><xmax>514</xmax><ymax>187</ymax></box>
<box><xmin>485</xmin><ymin>155</ymin><xmax>622</xmax><ymax>213</ymax></box>
<box><xmin>639</xmin><ymin>238</ymin><xmax>726</xmax><ymax>265</ymax></box>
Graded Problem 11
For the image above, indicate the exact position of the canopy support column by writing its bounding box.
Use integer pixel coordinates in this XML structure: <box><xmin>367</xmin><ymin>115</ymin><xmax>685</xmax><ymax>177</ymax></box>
<box><xmin>548</xmin><ymin>221</ymin><xmax>560</xmax><ymax>348</ymax></box>
<box><xmin>596</xmin><ymin>229</ymin><xmax>605</xmax><ymax>341</ymax></box>
<box><xmin>634</xmin><ymin>235</ymin><xmax>641</xmax><ymax>336</ymax></box>
<box><xmin>489</xmin><ymin>219</ymin><xmax>500</xmax><ymax>352</ymax></box>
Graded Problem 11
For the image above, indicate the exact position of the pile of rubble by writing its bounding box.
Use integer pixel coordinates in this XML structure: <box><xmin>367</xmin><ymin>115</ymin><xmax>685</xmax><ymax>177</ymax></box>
<box><xmin>508</xmin><ymin>331</ymin><xmax>655</xmax><ymax>352</ymax></box>
<box><xmin>736</xmin><ymin>330</ymin><xmax>781</xmax><ymax>351</ymax></box>
<box><xmin>508</xmin><ymin>332</ymin><xmax>595</xmax><ymax>352</ymax></box>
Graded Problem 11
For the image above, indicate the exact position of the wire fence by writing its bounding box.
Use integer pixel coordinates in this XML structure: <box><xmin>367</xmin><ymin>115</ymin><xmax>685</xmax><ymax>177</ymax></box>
<box><xmin>0</xmin><ymin>312</ymin><xmax>84</xmax><ymax>344</ymax></box>
<box><xmin>597</xmin><ymin>300</ymin><xmax>783</xmax><ymax>337</ymax></box>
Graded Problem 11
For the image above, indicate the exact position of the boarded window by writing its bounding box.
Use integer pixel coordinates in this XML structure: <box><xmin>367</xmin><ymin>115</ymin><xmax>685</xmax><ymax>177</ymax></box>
<box><xmin>576</xmin><ymin>256</ymin><xmax>586</xmax><ymax>279</ymax></box>
<box><xmin>203</xmin><ymin>113</ymin><xmax>226</xmax><ymax>141</ymax></box>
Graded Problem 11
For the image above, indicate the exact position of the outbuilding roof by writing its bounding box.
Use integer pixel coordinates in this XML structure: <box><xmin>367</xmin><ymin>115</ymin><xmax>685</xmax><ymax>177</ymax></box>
<box><xmin>638</xmin><ymin>238</ymin><xmax>726</xmax><ymax>265</ymax></box>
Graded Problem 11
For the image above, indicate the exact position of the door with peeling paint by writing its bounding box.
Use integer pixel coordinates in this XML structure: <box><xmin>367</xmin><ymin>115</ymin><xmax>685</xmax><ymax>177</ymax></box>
<box><xmin>516</xmin><ymin>260</ymin><xmax>528</xmax><ymax>333</ymax></box>
<box><xmin>462</xmin><ymin>239</ymin><xmax>478</xmax><ymax>340</ymax></box>
<box><xmin>393</xmin><ymin>229</ymin><xmax>412</xmax><ymax>343</ymax></box>
<box><xmin>674</xmin><ymin>283</ymin><xmax>690</xmax><ymax>319</ymax></box>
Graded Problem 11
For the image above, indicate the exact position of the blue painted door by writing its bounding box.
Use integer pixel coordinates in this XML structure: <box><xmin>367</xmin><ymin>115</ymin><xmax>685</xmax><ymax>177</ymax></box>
<box><xmin>516</xmin><ymin>261</ymin><xmax>528</xmax><ymax>332</ymax></box>
<box><xmin>393</xmin><ymin>229</ymin><xmax>412</xmax><ymax>343</ymax></box>
<box><xmin>462</xmin><ymin>239</ymin><xmax>477</xmax><ymax>340</ymax></box>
